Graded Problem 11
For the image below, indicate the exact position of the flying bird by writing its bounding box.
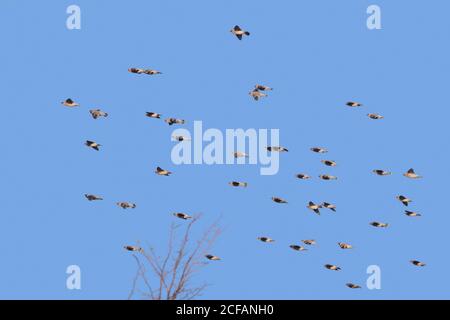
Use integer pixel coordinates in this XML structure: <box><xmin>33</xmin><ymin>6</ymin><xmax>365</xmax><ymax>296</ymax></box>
<box><xmin>346</xmin><ymin>283</ymin><xmax>361</xmax><ymax>289</ymax></box>
<box><xmin>143</xmin><ymin>69</ymin><xmax>162</xmax><ymax>75</ymax></box>
<box><xmin>310</xmin><ymin>147</ymin><xmax>328</xmax><ymax>153</ymax></box>
<box><xmin>258</xmin><ymin>237</ymin><xmax>275</xmax><ymax>243</ymax></box>
<box><xmin>173</xmin><ymin>212</ymin><xmax>192</xmax><ymax>220</ymax></box>
<box><xmin>397</xmin><ymin>195</ymin><xmax>412</xmax><ymax>206</ymax></box>
<box><xmin>128</xmin><ymin>68</ymin><xmax>162</xmax><ymax>75</ymax></box>
<box><xmin>302</xmin><ymin>239</ymin><xmax>316</xmax><ymax>246</ymax></box>
<box><xmin>89</xmin><ymin>109</ymin><xmax>108</xmax><ymax>119</ymax></box>
<box><xmin>165</xmin><ymin>118</ymin><xmax>185</xmax><ymax>126</ymax></box>
<box><xmin>155</xmin><ymin>166</ymin><xmax>172</xmax><ymax>176</ymax></box>
<box><xmin>249</xmin><ymin>89</ymin><xmax>267</xmax><ymax>101</ymax></box>
<box><xmin>255</xmin><ymin>84</ymin><xmax>273</xmax><ymax>91</ymax></box>
<box><xmin>117</xmin><ymin>202</ymin><xmax>137</xmax><ymax>209</ymax></box>
<box><xmin>307</xmin><ymin>201</ymin><xmax>322</xmax><ymax>215</ymax></box>
<box><xmin>403</xmin><ymin>168</ymin><xmax>422</xmax><ymax>179</ymax></box>
<box><xmin>267</xmin><ymin>146</ymin><xmax>288</xmax><ymax>152</ymax></box>
<box><xmin>338</xmin><ymin>242</ymin><xmax>352</xmax><ymax>249</ymax></box>
<box><xmin>373</xmin><ymin>169</ymin><xmax>391</xmax><ymax>176</ymax></box>
<box><xmin>290</xmin><ymin>245</ymin><xmax>307</xmax><ymax>251</ymax></box>
<box><xmin>321</xmin><ymin>160</ymin><xmax>337</xmax><ymax>167</ymax></box>
<box><xmin>85</xmin><ymin>140</ymin><xmax>101</xmax><ymax>151</ymax></box>
<box><xmin>172</xmin><ymin>135</ymin><xmax>191</xmax><ymax>142</ymax></box>
<box><xmin>229</xmin><ymin>181</ymin><xmax>248</xmax><ymax>187</ymax></box>
<box><xmin>405</xmin><ymin>210</ymin><xmax>421</xmax><ymax>217</ymax></box>
<box><xmin>296</xmin><ymin>173</ymin><xmax>311</xmax><ymax>180</ymax></box>
<box><xmin>325</xmin><ymin>264</ymin><xmax>341</xmax><ymax>271</ymax></box>
<box><xmin>128</xmin><ymin>68</ymin><xmax>145</xmax><ymax>74</ymax></box>
<box><xmin>62</xmin><ymin>98</ymin><xmax>79</xmax><ymax>107</ymax></box>
<box><xmin>410</xmin><ymin>260</ymin><xmax>426</xmax><ymax>267</ymax></box>
<box><xmin>322</xmin><ymin>202</ymin><xmax>336</xmax><ymax>212</ymax></box>
<box><xmin>367</xmin><ymin>113</ymin><xmax>384</xmax><ymax>120</ymax></box>
<box><xmin>205</xmin><ymin>254</ymin><xmax>221</xmax><ymax>261</ymax></box>
<box><xmin>230</xmin><ymin>25</ymin><xmax>250</xmax><ymax>40</ymax></box>
<box><xmin>272</xmin><ymin>197</ymin><xmax>288</xmax><ymax>204</ymax></box>
<box><xmin>346</xmin><ymin>101</ymin><xmax>362</xmax><ymax>107</ymax></box>
<box><xmin>233</xmin><ymin>151</ymin><xmax>248</xmax><ymax>158</ymax></box>
<box><xmin>84</xmin><ymin>194</ymin><xmax>103</xmax><ymax>201</ymax></box>
<box><xmin>124</xmin><ymin>245</ymin><xmax>143</xmax><ymax>252</ymax></box>
<box><xmin>146</xmin><ymin>112</ymin><xmax>162</xmax><ymax>119</ymax></box>
<box><xmin>319</xmin><ymin>174</ymin><xmax>337</xmax><ymax>181</ymax></box>
<box><xmin>370</xmin><ymin>221</ymin><xmax>389</xmax><ymax>228</ymax></box>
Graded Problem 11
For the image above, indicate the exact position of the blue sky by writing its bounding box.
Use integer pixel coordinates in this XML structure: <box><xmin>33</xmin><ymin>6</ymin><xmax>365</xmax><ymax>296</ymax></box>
<box><xmin>0</xmin><ymin>0</ymin><xmax>448</xmax><ymax>299</ymax></box>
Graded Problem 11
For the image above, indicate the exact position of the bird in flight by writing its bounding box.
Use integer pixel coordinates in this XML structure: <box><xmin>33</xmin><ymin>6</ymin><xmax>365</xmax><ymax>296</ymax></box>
<box><xmin>230</xmin><ymin>25</ymin><xmax>250</xmax><ymax>40</ymax></box>
<box><xmin>229</xmin><ymin>181</ymin><xmax>248</xmax><ymax>187</ymax></box>
<box><xmin>173</xmin><ymin>212</ymin><xmax>192</xmax><ymax>220</ymax></box>
<box><xmin>155</xmin><ymin>166</ymin><xmax>172</xmax><ymax>176</ymax></box>
<box><xmin>172</xmin><ymin>135</ymin><xmax>191</xmax><ymax>142</ymax></box>
<box><xmin>322</xmin><ymin>202</ymin><xmax>336</xmax><ymax>212</ymax></box>
<box><xmin>85</xmin><ymin>140</ymin><xmax>101</xmax><ymax>151</ymax></box>
<box><xmin>319</xmin><ymin>174</ymin><xmax>337</xmax><ymax>181</ymax></box>
<box><xmin>307</xmin><ymin>202</ymin><xmax>322</xmax><ymax>215</ymax></box>
<box><xmin>370</xmin><ymin>221</ymin><xmax>389</xmax><ymax>228</ymax></box>
<box><xmin>346</xmin><ymin>101</ymin><xmax>362</xmax><ymax>107</ymax></box>
<box><xmin>124</xmin><ymin>245</ymin><xmax>143</xmax><ymax>253</ymax></box>
<box><xmin>258</xmin><ymin>237</ymin><xmax>275</xmax><ymax>243</ymax></box>
<box><xmin>302</xmin><ymin>239</ymin><xmax>316</xmax><ymax>246</ymax></box>
<box><xmin>85</xmin><ymin>194</ymin><xmax>103</xmax><ymax>201</ymax></box>
<box><xmin>367</xmin><ymin>113</ymin><xmax>384</xmax><ymax>120</ymax></box>
<box><xmin>346</xmin><ymin>283</ymin><xmax>361</xmax><ymax>289</ymax></box>
<box><xmin>290</xmin><ymin>245</ymin><xmax>307</xmax><ymax>251</ymax></box>
<box><xmin>403</xmin><ymin>168</ymin><xmax>422</xmax><ymax>179</ymax></box>
<box><xmin>62</xmin><ymin>98</ymin><xmax>79</xmax><ymax>107</ymax></box>
<box><xmin>338</xmin><ymin>242</ymin><xmax>352</xmax><ymax>249</ymax></box>
<box><xmin>267</xmin><ymin>146</ymin><xmax>288</xmax><ymax>152</ymax></box>
<box><xmin>311</xmin><ymin>147</ymin><xmax>328</xmax><ymax>154</ymax></box>
<box><xmin>233</xmin><ymin>151</ymin><xmax>249</xmax><ymax>158</ymax></box>
<box><xmin>165</xmin><ymin>118</ymin><xmax>185</xmax><ymax>126</ymax></box>
<box><xmin>255</xmin><ymin>84</ymin><xmax>273</xmax><ymax>91</ymax></box>
<box><xmin>410</xmin><ymin>260</ymin><xmax>426</xmax><ymax>267</ymax></box>
<box><xmin>325</xmin><ymin>264</ymin><xmax>341</xmax><ymax>271</ymax></box>
<box><xmin>89</xmin><ymin>109</ymin><xmax>108</xmax><ymax>119</ymax></box>
<box><xmin>146</xmin><ymin>112</ymin><xmax>162</xmax><ymax>119</ymax></box>
<box><xmin>117</xmin><ymin>202</ymin><xmax>136</xmax><ymax>209</ymax></box>
<box><xmin>321</xmin><ymin>160</ymin><xmax>337</xmax><ymax>167</ymax></box>
<box><xmin>128</xmin><ymin>68</ymin><xmax>162</xmax><ymax>75</ymax></box>
<box><xmin>205</xmin><ymin>254</ymin><xmax>221</xmax><ymax>261</ymax></box>
<box><xmin>373</xmin><ymin>169</ymin><xmax>391</xmax><ymax>176</ymax></box>
<box><xmin>249</xmin><ymin>88</ymin><xmax>267</xmax><ymax>101</ymax></box>
<box><xmin>405</xmin><ymin>210</ymin><xmax>421</xmax><ymax>217</ymax></box>
<box><xmin>272</xmin><ymin>197</ymin><xmax>288</xmax><ymax>204</ymax></box>
<box><xmin>397</xmin><ymin>195</ymin><xmax>412</xmax><ymax>206</ymax></box>
<box><xmin>296</xmin><ymin>173</ymin><xmax>311</xmax><ymax>180</ymax></box>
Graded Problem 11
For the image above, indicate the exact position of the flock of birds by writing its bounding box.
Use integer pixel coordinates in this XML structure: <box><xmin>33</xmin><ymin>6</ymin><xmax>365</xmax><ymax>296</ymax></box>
<box><xmin>63</xmin><ymin>25</ymin><xmax>425</xmax><ymax>293</ymax></box>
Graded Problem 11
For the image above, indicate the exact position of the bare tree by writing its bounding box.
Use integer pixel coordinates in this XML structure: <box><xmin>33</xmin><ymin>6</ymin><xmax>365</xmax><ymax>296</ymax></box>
<box><xmin>127</xmin><ymin>214</ymin><xmax>222</xmax><ymax>300</ymax></box>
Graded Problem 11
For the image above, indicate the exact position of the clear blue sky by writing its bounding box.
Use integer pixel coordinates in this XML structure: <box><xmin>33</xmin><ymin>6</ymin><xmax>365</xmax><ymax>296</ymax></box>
<box><xmin>0</xmin><ymin>0</ymin><xmax>448</xmax><ymax>299</ymax></box>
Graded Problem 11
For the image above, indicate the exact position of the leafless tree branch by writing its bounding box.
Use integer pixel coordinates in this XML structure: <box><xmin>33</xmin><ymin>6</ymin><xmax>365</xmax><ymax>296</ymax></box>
<box><xmin>127</xmin><ymin>214</ymin><xmax>221</xmax><ymax>300</ymax></box>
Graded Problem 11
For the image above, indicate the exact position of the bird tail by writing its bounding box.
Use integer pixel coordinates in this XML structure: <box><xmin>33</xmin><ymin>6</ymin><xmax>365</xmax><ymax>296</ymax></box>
<box><xmin>104</xmin><ymin>113</ymin><xmax>108</xmax><ymax>117</ymax></box>
<box><xmin>242</xmin><ymin>182</ymin><xmax>248</xmax><ymax>187</ymax></box>
<box><xmin>244</xmin><ymin>31</ymin><xmax>250</xmax><ymax>36</ymax></box>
